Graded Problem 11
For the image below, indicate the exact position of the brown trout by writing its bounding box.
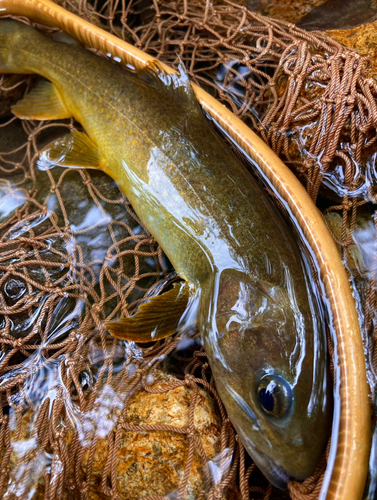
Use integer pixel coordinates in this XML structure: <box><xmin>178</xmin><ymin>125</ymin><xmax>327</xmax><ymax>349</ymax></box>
<box><xmin>0</xmin><ymin>20</ymin><xmax>330</xmax><ymax>487</ymax></box>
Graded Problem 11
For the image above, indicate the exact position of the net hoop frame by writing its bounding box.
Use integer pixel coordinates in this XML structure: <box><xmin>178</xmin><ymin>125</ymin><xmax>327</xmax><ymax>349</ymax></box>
<box><xmin>0</xmin><ymin>1</ymin><xmax>370</xmax><ymax>499</ymax></box>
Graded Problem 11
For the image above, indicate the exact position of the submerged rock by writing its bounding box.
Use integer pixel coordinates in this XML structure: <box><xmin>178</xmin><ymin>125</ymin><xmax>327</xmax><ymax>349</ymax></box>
<box><xmin>5</xmin><ymin>371</ymin><xmax>222</xmax><ymax>499</ymax></box>
<box><xmin>80</xmin><ymin>371</ymin><xmax>222</xmax><ymax>499</ymax></box>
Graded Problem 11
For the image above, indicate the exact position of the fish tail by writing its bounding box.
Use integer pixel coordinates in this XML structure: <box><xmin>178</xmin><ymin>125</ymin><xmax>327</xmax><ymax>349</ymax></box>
<box><xmin>0</xmin><ymin>20</ymin><xmax>41</xmax><ymax>73</ymax></box>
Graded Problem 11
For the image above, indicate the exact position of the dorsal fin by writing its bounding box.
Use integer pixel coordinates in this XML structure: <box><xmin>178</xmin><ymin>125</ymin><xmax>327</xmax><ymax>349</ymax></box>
<box><xmin>138</xmin><ymin>59</ymin><xmax>199</xmax><ymax>107</ymax></box>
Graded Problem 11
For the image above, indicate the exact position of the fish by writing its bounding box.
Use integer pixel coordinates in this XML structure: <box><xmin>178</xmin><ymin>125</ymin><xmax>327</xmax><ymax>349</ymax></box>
<box><xmin>0</xmin><ymin>19</ymin><xmax>330</xmax><ymax>487</ymax></box>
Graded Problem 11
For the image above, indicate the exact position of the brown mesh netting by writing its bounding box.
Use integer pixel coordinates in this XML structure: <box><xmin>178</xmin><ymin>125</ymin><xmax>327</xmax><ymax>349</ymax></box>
<box><xmin>0</xmin><ymin>1</ymin><xmax>376</xmax><ymax>499</ymax></box>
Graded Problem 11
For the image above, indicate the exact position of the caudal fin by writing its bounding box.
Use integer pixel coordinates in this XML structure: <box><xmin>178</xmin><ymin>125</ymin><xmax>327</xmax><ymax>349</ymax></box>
<box><xmin>0</xmin><ymin>20</ymin><xmax>40</xmax><ymax>73</ymax></box>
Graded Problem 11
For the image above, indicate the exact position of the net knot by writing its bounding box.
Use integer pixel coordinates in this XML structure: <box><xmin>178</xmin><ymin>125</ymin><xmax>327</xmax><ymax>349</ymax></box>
<box><xmin>186</xmin><ymin>429</ymin><xmax>196</xmax><ymax>439</ymax></box>
<box><xmin>365</xmin><ymin>77</ymin><xmax>376</xmax><ymax>88</ymax></box>
<box><xmin>303</xmin><ymin>158</ymin><xmax>315</xmax><ymax>169</ymax></box>
<box><xmin>13</xmin><ymin>339</ymin><xmax>24</xmax><ymax>348</ymax></box>
<box><xmin>184</xmin><ymin>374</ymin><xmax>195</xmax><ymax>386</ymax></box>
<box><xmin>321</xmin><ymin>156</ymin><xmax>332</xmax><ymax>165</ymax></box>
<box><xmin>343</xmin><ymin>200</ymin><xmax>353</xmax><ymax>210</ymax></box>
<box><xmin>359</xmin><ymin>125</ymin><xmax>370</xmax><ymax>134</ymax></box>
<box><xmin>55</xmin><ymin>429</ymin><xmax>65</xmax><ymax>439</ymax></box>
<box><xmin>66</xmin><ymin>479</ymin><xmax>75</xmax><ymax>490</ymax></box>
<box><xmin>91</xmin><ymin>303</ymin><xmax>101</xmax><ymax>313</ymax></box>
<box><xmin>213</xmin><ymin>485</ymin><xmax>223</xmax><ymax>499</ymax></box>
<box><xmin>81</xmin><ymin>481</ymin><xmax>89</xmax><ymax>493</ymax></box>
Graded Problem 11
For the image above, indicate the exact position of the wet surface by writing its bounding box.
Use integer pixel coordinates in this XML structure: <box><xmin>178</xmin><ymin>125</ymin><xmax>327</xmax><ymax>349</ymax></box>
<box><xmin>298</xmin><ymin>0</ymin><xmax>377</xmax><ymax>30</ymax></box>
<box><xmin>243</xmin><ymin>0</ymin><xmax>328</xmax><ymax>24</ymax></box>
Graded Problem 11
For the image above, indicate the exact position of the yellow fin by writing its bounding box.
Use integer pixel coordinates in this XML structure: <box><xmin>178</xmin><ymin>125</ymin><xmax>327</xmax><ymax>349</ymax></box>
<box><xmin>105</xmin><ymin>282</ymin><xmax>192</xmax><ymax>342</ymax></box>
<box><xmin>12</xmin><ymin>80</ymin><xmax>72</xmax><ymax>120</ymax></box>
<box><xmin>41</xmin><ymin>130</ymin><xmax>100</xmax><ymax>169</ymax></box>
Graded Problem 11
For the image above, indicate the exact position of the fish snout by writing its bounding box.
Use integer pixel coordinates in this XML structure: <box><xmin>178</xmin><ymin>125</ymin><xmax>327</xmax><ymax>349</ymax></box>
<box><xmin>235</xmin><ymin>428</ymin><xmax>292</xmax><ymax>488</ymax></box>
<box><xmin>233</xmin><ymin>409</ymin><xmax>321</xmax><ymax>488</ymax></box>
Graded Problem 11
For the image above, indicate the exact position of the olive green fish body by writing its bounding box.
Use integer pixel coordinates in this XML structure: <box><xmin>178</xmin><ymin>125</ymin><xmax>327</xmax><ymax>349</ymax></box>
<box><xmin>0</xmin><ymin>23</ymin><xmax>297</xmax><ymax>282</ymax></box>
<box><xmin>0</xmin><ymin>20</ymin><xmax>330</xmax><ymax>487</ymax></box>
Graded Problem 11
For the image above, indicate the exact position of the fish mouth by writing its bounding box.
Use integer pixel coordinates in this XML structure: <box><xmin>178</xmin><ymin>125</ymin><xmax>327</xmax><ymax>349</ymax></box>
<box><xmin>251</xmin><ymin>449</ymin><xmax>291</xmax><ymax>489</ymax></box>
<box><xmin>235</xmin><ymin>427</ymin><xmax>292</xmax><ymax>489</ymax></box>
<box><xmin>221</xmin><ymin>384</ymin><xmax>293</xmax><ymax>488</ymax></box>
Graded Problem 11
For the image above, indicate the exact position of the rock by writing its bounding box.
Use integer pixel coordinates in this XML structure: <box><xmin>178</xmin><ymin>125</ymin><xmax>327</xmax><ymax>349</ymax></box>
<box><xmin>242</xmin><ymin>0</ymin><xmax>328</xmax><ymax>24</ymax></box>
<box><xmin>4</xmin><ymin>370</ymin><xmax>222</xmax><ymax>499</ymax></box>
<box><xmin>327</xmin><ymin>19</ymin><xmax>377</xmax><ymax>80</ymax></box>
<box><xmin>80</xmin><ymin>371</ymin><xmax>222</xmax><ymax>499</ymax></box>
<box><xmin>2</xmin><ymin>409</ymin><xmax>47</xmax><ymax>500</ymax></box>
<box><xmin>298</xmin><ymin>0</ymin><xmax>377</xmax><ymax>31</ymax></box>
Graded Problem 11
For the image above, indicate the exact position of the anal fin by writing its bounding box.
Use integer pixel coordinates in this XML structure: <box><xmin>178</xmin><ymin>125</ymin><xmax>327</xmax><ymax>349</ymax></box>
<box><xmin>105</xmin><ymin>282</ymin><xmax>194</xmax><ymax>342</ymax></box>
<box><xmin>41</xmin><ymin>130</ymin><xmax>101</xmax><ymax>169</ymax></box>
<box><xmin>12</xmin><ymin>80</ymin><xmax>72</xmax><ymax>120</ymax></box>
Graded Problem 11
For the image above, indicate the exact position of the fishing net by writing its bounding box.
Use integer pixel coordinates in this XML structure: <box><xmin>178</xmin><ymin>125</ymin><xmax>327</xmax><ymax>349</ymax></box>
<box><xmin>0</xmin><ymin>0</ymin><xmax>376</xmax><ymax>499</ymax></box>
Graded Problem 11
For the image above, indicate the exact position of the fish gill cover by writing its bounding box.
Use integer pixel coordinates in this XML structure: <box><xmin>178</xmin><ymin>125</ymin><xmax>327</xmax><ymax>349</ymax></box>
<box><xmin>0</xmin><ymin>0</ymin><xmax>376</xmax><ymax>499</ymax></box>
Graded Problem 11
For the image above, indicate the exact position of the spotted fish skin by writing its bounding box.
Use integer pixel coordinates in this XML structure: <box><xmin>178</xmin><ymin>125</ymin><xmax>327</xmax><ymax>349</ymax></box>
<box><xmin>0</xmin><ymin>19</ymin><xmax>331</xmax><ymax>487</ymax></box>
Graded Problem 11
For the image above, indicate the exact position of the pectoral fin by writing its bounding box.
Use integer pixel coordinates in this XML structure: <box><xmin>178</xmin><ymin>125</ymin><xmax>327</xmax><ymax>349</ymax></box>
<box><xmin>41</xmin><ymin>130</ymin><xmax>101</xmax><ymax>169</ymax></box>
<box><xmin>12</xmin><ymin>81</ymin><xmax>72</xmax><ymax>120</ymax></box>
<box><xmin>105</xmin><ymin>282</ymin><xmax>193</xmax><ymax>342</ymax></box>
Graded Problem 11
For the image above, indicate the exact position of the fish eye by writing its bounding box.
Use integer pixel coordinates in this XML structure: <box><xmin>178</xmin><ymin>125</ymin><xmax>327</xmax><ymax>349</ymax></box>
<box><xmin>257</xmin><ymin>375</ymin><xmax>292</xmax><ymax>419</ymax></box>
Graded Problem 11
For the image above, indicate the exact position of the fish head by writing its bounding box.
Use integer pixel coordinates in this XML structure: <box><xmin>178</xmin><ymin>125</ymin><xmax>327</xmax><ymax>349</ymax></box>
<box><xmin>201</xmin><ymin>268</ymin><xmax>331</xmax><ymax>488</ymax></box>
